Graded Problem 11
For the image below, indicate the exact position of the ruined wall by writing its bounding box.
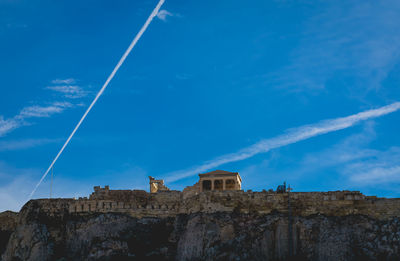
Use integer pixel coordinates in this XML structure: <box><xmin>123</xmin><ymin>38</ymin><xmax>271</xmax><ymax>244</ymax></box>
<box><xmin>180</xmin><ymin>190</ymin><xmax>400</xmax><ymax>220</ymax></box>
<box><xmin>70</xmin><ymin>190</ymin><xmax>182</xmax><ymax>218</ymax></box>
<box><xmin>3</xmin><ymin>191</ymin><xmax>400</xmax><ymax>260</ymax></box>
<box><xmin>33</xmin><ymin>189</ymin><xmax>400</xmax><ymax>221</ymax></box>
<box><xmin>182</xmin><ymin>182</ymin><xmax>200</xmax><ymax>199</ymax></box>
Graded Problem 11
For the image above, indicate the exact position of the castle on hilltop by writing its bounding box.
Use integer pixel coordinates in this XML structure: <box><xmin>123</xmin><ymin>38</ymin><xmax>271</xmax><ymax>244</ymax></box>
<box><xmin>89</xmin><ymin>170</ymin><xmax>243</xmax><ymax>203</ymax></box>
<box><xmin>33</xmin><ymin>169</ymin><xmax>400</xmax><ymax>221</ymax></box>
<box><xmin>149</xmin><ymin>170</ymin><xmax>242</xmax><ymax>193</ymax></box>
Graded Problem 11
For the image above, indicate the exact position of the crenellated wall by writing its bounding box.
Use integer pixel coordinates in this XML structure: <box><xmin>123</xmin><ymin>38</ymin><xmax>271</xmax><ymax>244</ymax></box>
<box><xmin>68</xmin><ymin>190</ymin><xmax>181</xmax><ymax>218</ymax></box>
<box><xmin>31</xmin><ymin>188</ymin><xmax>400</xmax><ymax>220</ymax></box>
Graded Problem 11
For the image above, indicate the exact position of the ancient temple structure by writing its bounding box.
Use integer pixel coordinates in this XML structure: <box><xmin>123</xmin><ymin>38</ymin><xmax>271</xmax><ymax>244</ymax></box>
<box><xmin>198</xmin><ymin>170</ymin><xmax>242</xmax><ymax>191</ymax></box>
<box><xmin>149</xmin><ymin>176</ymin><xmax>170</xmax><ymax>193</ymax></box>
<box><xmin>64</xmin><ymin>169</ymin><xmax>400</xmax><ymax>223</ymax></box>
<box><xmin>149</xmin><ymin>170</ymin><xmax>242</xmax><ymax>195</ymax></box>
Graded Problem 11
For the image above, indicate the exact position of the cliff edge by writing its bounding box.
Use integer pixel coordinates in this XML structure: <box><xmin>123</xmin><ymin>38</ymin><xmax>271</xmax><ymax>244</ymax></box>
<box><xmin>1</xmin><ymin>190</ymin><xmax>400</xmax><ymax>260</ymax></box>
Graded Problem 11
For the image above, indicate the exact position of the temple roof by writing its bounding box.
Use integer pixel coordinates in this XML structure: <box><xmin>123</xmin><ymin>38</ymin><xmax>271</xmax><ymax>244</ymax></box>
<box><xmin>200</xmin><ymin>170</ymin><xmax>237</xmax><ymax>175</ymax></box>
<box><xmin>199</xmin><ymin>170</ymin><xmax>241</xmax><ymax>182</ymax></box>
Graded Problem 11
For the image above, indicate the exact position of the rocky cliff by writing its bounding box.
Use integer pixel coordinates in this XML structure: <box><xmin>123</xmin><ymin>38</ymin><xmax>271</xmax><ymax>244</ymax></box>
<box><xmin>0</xmin><ymin>211</ymin><xmax>17</xmax><ymax>259</ymax></box>
<box><xmin>1</xmin><ymin>195</ymin><xmax>400</xmax><ymax>261</ymax></box>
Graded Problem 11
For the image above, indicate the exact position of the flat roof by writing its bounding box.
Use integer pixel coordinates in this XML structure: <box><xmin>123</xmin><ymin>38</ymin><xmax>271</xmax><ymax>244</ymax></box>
<box><xmin>199</xmin><ymin>170</ymin><xmax>242</xmax><ymax>182</ymax></box>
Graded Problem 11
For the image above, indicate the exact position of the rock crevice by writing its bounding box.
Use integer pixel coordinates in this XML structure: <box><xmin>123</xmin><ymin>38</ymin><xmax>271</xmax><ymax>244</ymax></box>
<box><xmin>1</xmin><ymin>201</ymin><xmax>400</xmax><ymax>260</ymax></box>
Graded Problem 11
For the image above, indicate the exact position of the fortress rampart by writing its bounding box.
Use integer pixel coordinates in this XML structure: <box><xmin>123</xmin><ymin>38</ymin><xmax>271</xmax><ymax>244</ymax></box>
<box><xmin>7</xmin><ymin>170</ymin><xmax>400</xmax><ymax>261</ymax></box>
<box><xmin>23</xmin><ymin>170</ymin><xmax>400</xmax><ymax>221</ymax></box>
<box><xmin>31</xmin><ymin>188</ymin><xmax>400</xmax><ymax>220</ymax></box>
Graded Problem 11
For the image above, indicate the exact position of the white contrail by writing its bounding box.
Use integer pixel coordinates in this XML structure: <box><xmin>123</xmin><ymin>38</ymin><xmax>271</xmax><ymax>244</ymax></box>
<box><xmin>164</xmin><ymin>102</ymin><xmax>400</xmax><ymax>182</ymax></box>
<box><xmin>29</xmin><ymin>0</ymin><xmax>165</xmax><ymax>200</ymax></box>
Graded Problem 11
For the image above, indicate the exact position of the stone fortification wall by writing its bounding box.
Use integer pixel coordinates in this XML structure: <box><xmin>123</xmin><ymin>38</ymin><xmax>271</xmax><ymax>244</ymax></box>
<box><xmin>6</xmin><ymin>193</ymin><xmax>400</xmax><ymax>261</ymax></box>
<box><xmin>181</xmin><ymin>190</ymin><xmax>400</xmax><ymax>220</ymax></box>
<box><xmin>69</xmin><ymin>190</ymin><xmax>181</xmax><ymax>218</ymax></box>
<box><xmin>182</xmin><ymin>182</ymin><xmax>200</xmax><ymax>199</ymax></box>
<box><xmin>30</xmin><ymin>189</ymin><xmax>400</xmax><ymax>220</ymax></box>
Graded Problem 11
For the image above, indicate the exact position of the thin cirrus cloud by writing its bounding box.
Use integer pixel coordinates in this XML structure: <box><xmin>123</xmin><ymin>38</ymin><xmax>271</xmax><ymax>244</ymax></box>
<box><xmin>46</xmin><ymin>85</ymin><xmax>88</xmax><ymax>99</ymax></box>
<box><xmin>164</xmin><ymin>102</ymin><xmax>400</xmax><ymax>183</ymax></box>
<box><xmin>46</xmin><ymin>78</ymin><xmax>89</xmax><ymax>99</ymax></box>
<box><xmin>28</xmin><ymin>0</ymin><xmax>166</xmax><ymax>200</ymax></box>
<box><xmin>0</xmin><ymin>78</ymin><xmax>87</xmax><ymax>137</ymax></box>
<box><xmin>0</xmin><ymin>161</ymin><xmax>148</xmax><ymax>212</ymax></box>
<box><xmin>235</xmin><ymin>124</ymin><xmax>379</xmax><ymax>191</ymax></box>
<box><xmin>236</xmin><ymin>122</ymin><xmax>400</xmax><ymax>195</ymax></box>
<box><xmin>0</xmin><ymin>160</ymin><xmax>91</xmax><ymax>212</ymax></box>
<box><xmin>0</xmin><ymin>138</ymin><xmax>61</xmax><ymax>152</ymax></box>
<box><xmin>0</xmin><ymin>117</ymin><xmax>20</xmax><ymax>137</ymax></box>
<box><xmin>156</xmin><ymin>9</ymin><xmax>173</xmax><ymax>21</ymax></box>
<box><xmin>17</xmin><ymin>102</ymin><xmax>73</xmax><ymax>118</ymax></box>
<box><xmin>263</xmin><ymin>0</ymin><xmax>400</xmax><ymax>96</ymax></box>
<box><xmin>346</xmin><ymin>147</ymin><xmax>400</xmax><ymax>185</ymax></box>
<box><xmin>0</xmin><ymin>102</ymin><xmax>74</xmax><ymax>137</ymax></box>
<box><xmin>51</xmin><ymin>78</ymin><xmax>76</xmax><ymax>85</ymax></box>
<box><xmin>350</xmin><ymin>166</ymin><xmax>400</xmax><ymax>184</ymax></box>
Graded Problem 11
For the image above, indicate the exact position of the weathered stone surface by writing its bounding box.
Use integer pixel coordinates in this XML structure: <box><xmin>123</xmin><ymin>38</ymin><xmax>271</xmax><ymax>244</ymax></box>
<box><xmin>2</xmin><ymin>197</ymin><xmax>400</xmax><ymax>261</ymax></box>
<box><xmin>0</xmin><ymin>211</ymin><xmax>17</xmax><ymax>259</ymax></box>
<box><xmin>65</xmin><ymin>189</ymin><xmax>400</xmax><ymax>220</ymax></box>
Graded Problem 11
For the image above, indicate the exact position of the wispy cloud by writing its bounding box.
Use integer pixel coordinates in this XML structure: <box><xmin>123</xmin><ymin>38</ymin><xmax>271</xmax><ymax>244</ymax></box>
<box><xmin>164</xmin><ymin>102</ymin><xmax>400</xmax><ymax>182</ymax></box>
<box><xmin>0</xmin><ymin>77</ymin><xmax>87</xmax><ymax>137</ymax></box>
<box><xmin>236</xmin><ymin>121</ymin><xmax>400</xmax><ymax>195</ymax></box>
<box><xmin>265</xmin><ymin>0</ymin><xmax>400</xmax><ymax>97</ymax></box>
<box><xmin>46</xmin><ymin>78</ymin><xmax>89</xmax><ymax>99</ymax></box>
<box><xmin>347</xmin><ymin>147</ymin><xmax>400</xmax><ymax>185</ymax></box>
<box><xmin>0</xmin><ymin>102</ymin><xmax>74</xmax><ymax>137</ymax></box>
<box><xmin>51</xmin><ymin>78</ymin><xmax>76</xmax><ymax>85</ymax></box>
<box><xmin>0</xmin><ymin>117</ymin><xmax>21</xmax><ymax>137</ymax></box>
<box><xmin>46</xmin><ymin>85</ymin><xmax>88</xmax><ymax>99</ymax></box>
<box><xmin>17</xmin><ymin>102</ymin><xmax>73</xmax><ymax>118</ymax></box>
<box><xmin>0</xmin><ymin>161</ymin><xmax>149</xmax><ymax>212</ymax></box>
<box><xmin>157</xmin><ymin>9</ymin><xmax>173</xmax><ymax>21</ymax></box>
<box><xmin>0</xmin><ymin>161</ymin><xmax>90</xmax><ymax>212</ymax></box>
<box><xmin>350</xmin><ymin>166</ymin><xmax>400</xmax><ymax>184</ymax></box>
<box><xmin>28</xmin><ymin>0</ymin><xmax>166</xmax><ymax>199</ymax></box>
<box><xmin>295</xmin><ymin>122</ymin><xmax>378</xmax><ymax>174</ymax></box>
<box><xmin>0</xmin><ymin>138</ymin><xmax>60</xmax><ymax>152</ymax></box>
<box><xmin>0</xmin><ymin>161</ymin><xmax>40</xmax><ymax>212</ymax></box>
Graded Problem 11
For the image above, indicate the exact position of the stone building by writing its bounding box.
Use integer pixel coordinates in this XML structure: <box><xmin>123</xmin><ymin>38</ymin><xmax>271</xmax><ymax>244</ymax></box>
<box><xmin>65</xmin><ymin>169</ymin><xmax>400</xmax><ymax>223</ymax></box>
<box><xmin>149</xmin><ymin>170</ymin><xmax>242</xmax><ymax>195</ymax></box>
<box><xmin>199</xmin><ymin>170</ymin><xmax>242</xmax><ymax>191</ymax></box>
<box><xmin>149</xmin><ymin>176</ymin><xmax>170</xmax><ymax>193</ymax></box>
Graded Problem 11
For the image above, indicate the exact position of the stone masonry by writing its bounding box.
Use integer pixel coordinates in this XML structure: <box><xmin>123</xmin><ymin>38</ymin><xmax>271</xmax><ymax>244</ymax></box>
<box><xmin>30</xmin><ymin>170</ymin><xmax>400</xmax><ymax>220</ymax></box>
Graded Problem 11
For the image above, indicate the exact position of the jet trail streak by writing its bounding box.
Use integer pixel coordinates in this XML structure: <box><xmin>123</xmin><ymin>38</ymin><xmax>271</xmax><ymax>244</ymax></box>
<box><xmin>29</xmin><ymin>0</ymin><xmax>165</xmax><ymax>199</ymax></box>
<box><xmin>164</xmin><ymin>102</ymin><xmax>400</xmax><ymax>182</ymax></box>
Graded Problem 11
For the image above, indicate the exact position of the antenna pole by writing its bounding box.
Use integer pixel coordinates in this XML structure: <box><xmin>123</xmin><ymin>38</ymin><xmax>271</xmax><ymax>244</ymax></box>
<box><xmin>288</xmin><ymin>184</ymin><xmax>293</xmax><ymax>258</ymax></box>
<box><xmin>50</xmin><ymin>166</ymin><xmax>53</xmax><ymax>199</ymax></box>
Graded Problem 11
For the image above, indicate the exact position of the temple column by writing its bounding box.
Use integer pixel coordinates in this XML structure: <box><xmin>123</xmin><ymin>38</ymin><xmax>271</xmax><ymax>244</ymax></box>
<box><xmin>211</xmin><ymin>179</ymin><xmax>215</xmax><ymax>191</ymax></box>
<box><xmin>222</xmin><ymin>179</ymin><xmax>226</xmax><ymax>190</ymax></box>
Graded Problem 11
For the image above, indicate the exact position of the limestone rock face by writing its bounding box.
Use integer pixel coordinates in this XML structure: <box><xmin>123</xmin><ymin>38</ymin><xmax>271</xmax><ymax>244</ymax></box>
<box><xmin>1</xmin><ymin>200</ymin><xmax>400</xmax><ymax>261</ymax></box>
<box><xmin>0</xmin><ymin>211</ymin><xmax>17</xmax><ymax>258</ymax></box>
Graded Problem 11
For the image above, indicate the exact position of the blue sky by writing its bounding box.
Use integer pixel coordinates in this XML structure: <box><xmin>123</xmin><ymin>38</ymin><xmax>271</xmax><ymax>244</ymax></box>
<box><xmin>1</xmin><ymin>0</ymin><xmax>400</xmax><ymax>211</ymax></box>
